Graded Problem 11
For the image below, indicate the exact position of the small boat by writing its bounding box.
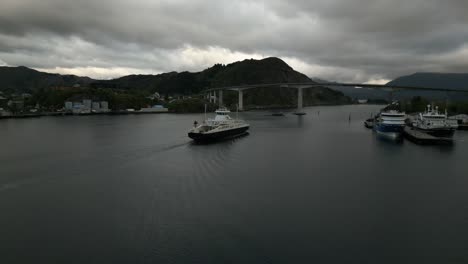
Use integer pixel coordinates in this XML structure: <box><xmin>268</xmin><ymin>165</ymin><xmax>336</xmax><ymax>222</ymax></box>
<box><xmin>364</xmin><ymin>118</ymin><xmax>374</xmax><ymax>128</ymax></box>
<box><xmin>373</xmin><ymin>102</ymin><xmax>406</xmax><ymax>139</ymax></box>
<box><xmin>293</xmin><ymin>112</ymin><xmax>306</xmax><ymax>116</ymax></box>
<box><xmin>412</xmin><ymin>105</ymin><xmax>458</xmax><ymax>137</ymax></box>
<box><xmin>271</xmin><ymin>112</ymin><xmax>284</xmax><ymax>116</ymax></box>
<box><xmin>188</xmin><ymin>107</ymin><xmax>250</xmax><ymax>142</ymax></box>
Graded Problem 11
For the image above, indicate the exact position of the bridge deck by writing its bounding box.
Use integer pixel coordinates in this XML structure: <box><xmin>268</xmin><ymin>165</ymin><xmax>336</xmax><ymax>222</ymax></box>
<box><xmin>203</xmin><ymin>82</ymin><xmax>468</xmax><ymax>93</ymax></box>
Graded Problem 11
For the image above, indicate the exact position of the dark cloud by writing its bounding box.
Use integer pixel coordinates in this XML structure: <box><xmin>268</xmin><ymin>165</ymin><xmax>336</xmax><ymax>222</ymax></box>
<box><xmin>0</xmin><ymin>0</ymin><xmax>467</xmax><ymax>81</ymax></box>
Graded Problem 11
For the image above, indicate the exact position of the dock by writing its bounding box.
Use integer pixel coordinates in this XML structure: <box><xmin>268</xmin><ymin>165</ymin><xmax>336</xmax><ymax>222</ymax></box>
<box><xmin>403</xmin><ymin>126</ymin><xmax>453</xmax><ymax>145</ymax></box>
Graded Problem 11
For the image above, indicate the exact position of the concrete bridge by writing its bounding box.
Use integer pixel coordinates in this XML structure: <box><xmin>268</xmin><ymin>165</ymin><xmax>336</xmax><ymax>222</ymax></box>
<box><xmin>202</xmin><ymin>82</ymin><xmax>468</xmax><ymax>113</ymax></box>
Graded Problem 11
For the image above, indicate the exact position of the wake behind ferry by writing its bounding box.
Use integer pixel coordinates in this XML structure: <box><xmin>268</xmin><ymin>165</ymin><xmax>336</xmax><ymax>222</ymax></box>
<box><xmin>188</xmin><ymin>107</ymin><xmax>250</xmax><ymax>142</ymax></box>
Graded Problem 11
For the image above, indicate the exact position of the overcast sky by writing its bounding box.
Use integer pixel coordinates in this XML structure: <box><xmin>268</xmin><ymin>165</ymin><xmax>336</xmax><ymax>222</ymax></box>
<box><xmin>1</xmin><ymin>0</ymin><xmax>468</xmax><ymax>83</ymax></box>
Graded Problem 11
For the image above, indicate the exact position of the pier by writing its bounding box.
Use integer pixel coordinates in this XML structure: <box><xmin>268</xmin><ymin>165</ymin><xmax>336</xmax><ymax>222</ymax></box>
<box><xmin>403</xmin><ymin>126</ymin><xmax>453</xmax><ymax>145</ymax></box>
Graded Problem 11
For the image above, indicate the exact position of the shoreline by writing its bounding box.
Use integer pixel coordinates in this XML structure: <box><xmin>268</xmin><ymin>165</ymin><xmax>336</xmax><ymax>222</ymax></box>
<box><xmin>0</xmin><ymin>103</ymin><xmax>387</xmax><ymax>119</ymax></box>
<box><xmin>0</xmin><ymin>110</ymin><xmax>171</xmax><ymax>119</ymax></box>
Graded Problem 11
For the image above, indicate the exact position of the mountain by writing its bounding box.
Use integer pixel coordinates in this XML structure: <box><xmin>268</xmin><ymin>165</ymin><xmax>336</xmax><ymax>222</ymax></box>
<box><xmin>387</xmin><ymin>72</ymin><xmax>468</xmax><ymax>90</ymax></box>
<box><xmin>0</xmin><ymin>57</ymin><xmax>351</xmax><ymax>108</ymax></box>
<box><xmin>93</xmin><ymin>58</ymin><xmax>350</xmax><ymax>107</ymax></box>
<box><xmin>208</xmin><ymin>57</ymin><xmax>311</xmax><ymax>87</ymax></box>
<box><xmin>100</xmin><ymin>57</ymin><xmax>313</xmax><ymax>95</ymax></box>
<box><xmin>0</xmin><ymin>57</ymin><xmax>313</xmax><ymax>94</ymax></box>
<box><xmin>0</xmin><ymin>66</ymin><xmax>94</xmax><ymax>93</ymax></box>
<box><xmin>310</xmin><ymin>77</ymin><xmax>334</xmax><ymax>84</ymax></box>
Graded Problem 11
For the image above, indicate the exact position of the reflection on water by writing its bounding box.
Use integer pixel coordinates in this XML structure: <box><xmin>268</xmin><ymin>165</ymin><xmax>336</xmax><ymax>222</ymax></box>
<box><xmin>0</xmin><ymin>105</ymin><xmax>468</xmax><ymax>263</ymax></box>
<box><xmin>296</xmin><ymin>115</ymin><xmax>304</xmax><ymax>128</ymax></box>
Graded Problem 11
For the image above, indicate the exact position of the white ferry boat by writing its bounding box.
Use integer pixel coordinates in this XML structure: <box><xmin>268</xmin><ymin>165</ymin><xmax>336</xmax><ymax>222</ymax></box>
<box><xmin>374</xmin><ymin>110</ymin><xmax>406</xmax><ymax>139</ymax></box>
<box><xmin>188</xmin><ymin>108</ymin><xmax>250</xmax><ymax>142</ymax></box>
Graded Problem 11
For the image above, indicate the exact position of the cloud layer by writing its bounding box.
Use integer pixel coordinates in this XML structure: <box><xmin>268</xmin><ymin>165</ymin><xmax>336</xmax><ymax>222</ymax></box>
<box><xmin>1</xmin><ymin>0</ymin><xmax>467</xmax><ymax>82</ymax></box>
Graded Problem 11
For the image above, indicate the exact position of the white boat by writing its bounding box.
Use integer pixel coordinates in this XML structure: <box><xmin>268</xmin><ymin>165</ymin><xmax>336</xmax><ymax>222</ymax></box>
<box><xmin>412</xmin><ymin>105</ymin><xmax>458</xmax><ymax>137</ymax></box>
<box><xmin>374</xmin><ymin>109</ymin><xmax>406</xmax><ymax>139</ymax></box>
<box><xmin>188</xmin><ymin>108</ymin><xmax>250</xmax><ymax>142</ymax></box>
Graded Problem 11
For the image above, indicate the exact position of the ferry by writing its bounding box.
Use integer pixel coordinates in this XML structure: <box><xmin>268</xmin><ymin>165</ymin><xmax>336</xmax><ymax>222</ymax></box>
<box><xmin>412</xmin><ymin>105</ymin><xmax>458</xmax><ymax>137</ymax></box>
<box><xmin>188</xmin><ymin>108</ymin><xmax>250</xmax><ymax>142</ymax></box>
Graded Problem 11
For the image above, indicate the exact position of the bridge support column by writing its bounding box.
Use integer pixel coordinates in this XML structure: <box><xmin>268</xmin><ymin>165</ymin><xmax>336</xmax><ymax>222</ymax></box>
<box><xmin>297</xmin><ymin>87</ymin><xmax>304</xmax><ymax>113</ymax></box>
<box><xmin>211</xmin><ymin>91</ymin><xmax>216</xmax><ymax>104</ymax></box>
<box><xmin>238</xmin><ymin>90</ymin><xmax>244</xmax><ymax>111</ymax></box>
<box><xmin>218</xmin><ymin>90</ymin><xmax>223</xmax><ymax>107</ymax></box>
<box><xmin>293</xmin><ymin>87</ymin><xmax>306</xmax><ymax>115</ymax></box>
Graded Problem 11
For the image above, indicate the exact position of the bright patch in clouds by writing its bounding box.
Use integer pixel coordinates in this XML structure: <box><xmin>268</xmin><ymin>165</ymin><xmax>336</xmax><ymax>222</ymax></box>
<box><xmin>364</xmin><ymin>78</ymin><xmax>391</xmax><ymax>85</ymax></box>
<box><xmin>170</xmin><ymin>45</ymin><xmax>265</xmax><ymax>70</ymax></box>
<box><xmin>36</xmin><ymin>67</ymin><xmax>159</xmax><ymax>80</ymax></box>
<box><xmin>35</xmin><ymin>45</ymin><xmax>394</xmax><ymax>84</ymax></box>
<box><xmin>36</xmin><ymin>45</ymin><xmax>268</xmax><ymax>79</ymax></box>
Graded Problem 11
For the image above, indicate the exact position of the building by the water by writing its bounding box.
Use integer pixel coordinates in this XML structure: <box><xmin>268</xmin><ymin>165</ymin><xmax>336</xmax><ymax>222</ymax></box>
<box><xmin>65</xmin><ymin>100</ymin><xmax>110</xmax><ymax>114</ymax></box>
<box><xmin>139</xmin><ymin>105</ymin><xmax>168</xmax><ymax>113</ymax></box>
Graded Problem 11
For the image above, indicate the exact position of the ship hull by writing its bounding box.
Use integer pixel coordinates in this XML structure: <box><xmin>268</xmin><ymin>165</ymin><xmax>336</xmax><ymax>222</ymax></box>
<box><xmin>188</xmin><ymin>126</ymin><xmax>249</xmax><ymax>142</ymax></box>
<box><xmin>374</xmin><ymin>123</ymin><xmax>404</xmax><ymax>139</ymax></box>
<box><xmin>414</xmin><ymin>127</ymin><xmax>456</xmax><ymax>138</ymax></box>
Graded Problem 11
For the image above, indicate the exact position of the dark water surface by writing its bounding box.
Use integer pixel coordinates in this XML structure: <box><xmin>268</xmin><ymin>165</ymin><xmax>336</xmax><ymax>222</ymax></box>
<box><xmin>1</xmin><ymin>105</ymin><xmax>468</xmax><ymax>264</ymax></box>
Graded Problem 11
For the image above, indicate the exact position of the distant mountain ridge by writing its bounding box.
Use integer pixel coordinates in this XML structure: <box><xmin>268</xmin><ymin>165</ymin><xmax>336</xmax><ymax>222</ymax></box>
<box><xmin>0</xmin><ymin>66</ymin><xmax>94</xmax><ymax>93</ymax></box>
<box><xmin>330</xmin><ymin>72</ymin><xmax>468</xmax><ymax>101</ymax></box>
<box><xmin>0</xmin><ymin>57</ymin><xmax>314</xmax><ymax>95</ymax></box>
<box><xmin>387</xmin><ymin>72</ymin><xmax>468</xmax><ymax>91</ymax></box>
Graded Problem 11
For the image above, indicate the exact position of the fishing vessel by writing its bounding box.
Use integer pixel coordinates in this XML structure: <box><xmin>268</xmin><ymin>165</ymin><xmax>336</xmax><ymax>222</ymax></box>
<box><xmin>412</xmin><ymin>105</ymin><xmax>458</xmax><ymax>137</ymax></box>
<box><xmin>188</xmin><ymin>107</ymin><xmax>250</xmax><ymax>142</ymax></box>
<box><xmin>373</xmin><ymin>103</ymin><xmax>406</xmax><ymax>139</ymax></box>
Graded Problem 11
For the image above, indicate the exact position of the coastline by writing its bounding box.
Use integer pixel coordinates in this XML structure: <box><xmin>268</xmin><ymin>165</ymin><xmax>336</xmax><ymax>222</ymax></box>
<box><xmin>0</xmin><ymin>103</ymin><xmax>386</xmax><ymax>119</ymax></box>
<box><xmin>0</xmin><ymin>110</ymin><xmax>171</xmax><ymax>119</ymax></box>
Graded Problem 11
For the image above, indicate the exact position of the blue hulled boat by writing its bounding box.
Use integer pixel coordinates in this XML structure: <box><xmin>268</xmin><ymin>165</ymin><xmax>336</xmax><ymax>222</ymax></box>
<box><xmin>374</xmin><ymin>103</ymin><xmax>406</xmax><ymax>139</ymax></box>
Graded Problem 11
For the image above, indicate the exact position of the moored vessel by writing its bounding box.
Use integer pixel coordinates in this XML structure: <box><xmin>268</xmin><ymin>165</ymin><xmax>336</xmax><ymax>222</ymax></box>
<box><xmin>412</xmin><ymin>105</ymin><xmax>458</xmax><ymax>137</ymax></box>
<box><xmin>373</xmin><ymin>102</ymin><xmax>406</xmax><ymax>139</ymax></box>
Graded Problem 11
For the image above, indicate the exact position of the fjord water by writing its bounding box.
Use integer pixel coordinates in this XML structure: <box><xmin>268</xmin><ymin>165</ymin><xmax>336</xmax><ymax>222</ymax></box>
<box><xmin>1</xmin><ymin>105</ymin><xmax>467</xmax><ymax>263</ymax></box>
